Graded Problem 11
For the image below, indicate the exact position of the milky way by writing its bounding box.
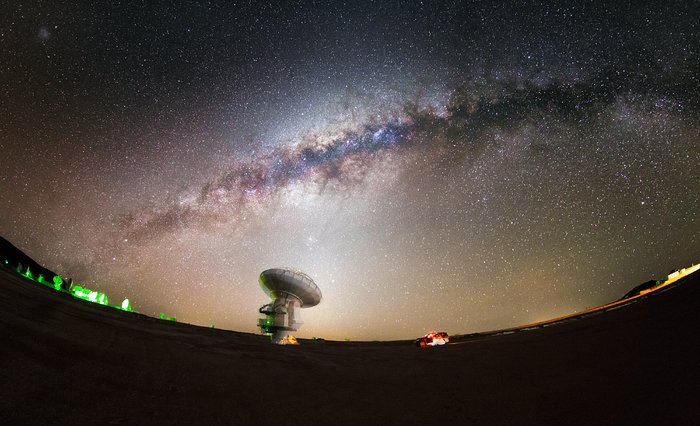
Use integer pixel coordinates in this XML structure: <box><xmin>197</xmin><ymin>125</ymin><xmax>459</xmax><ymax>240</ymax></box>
<box><xmin>126</xmin><ymin>66</ymin><xmax>698</xmax><ymax>243</ymax></box>
<box><xmin>1</xmin><ymin>1</ymin><xmax>699</xmax><ymax>339</ymax></box>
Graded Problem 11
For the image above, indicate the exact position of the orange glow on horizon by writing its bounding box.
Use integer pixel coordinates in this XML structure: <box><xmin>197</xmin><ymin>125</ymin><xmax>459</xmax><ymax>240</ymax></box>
<box><xmin>495</xmin><ymin>262</ymin><xmax>700</xmax><ymax>335</ymax></box>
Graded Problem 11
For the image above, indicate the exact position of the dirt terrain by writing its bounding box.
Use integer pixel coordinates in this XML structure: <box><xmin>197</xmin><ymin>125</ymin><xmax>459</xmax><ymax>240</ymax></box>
<box><xmin>1</xmin><ymin>264</ymin><xmax>698</xmax><ymax>425</ymax></box>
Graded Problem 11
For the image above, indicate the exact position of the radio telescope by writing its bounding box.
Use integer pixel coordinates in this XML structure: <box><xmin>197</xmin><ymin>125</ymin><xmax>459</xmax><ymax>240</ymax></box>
<box><xmin>257</xmin><ymin>268</ymin><xmax>322</xmax><ymax>344</ymax></box>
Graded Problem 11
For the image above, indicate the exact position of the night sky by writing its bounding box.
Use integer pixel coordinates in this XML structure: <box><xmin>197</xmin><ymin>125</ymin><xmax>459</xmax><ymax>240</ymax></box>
<box><xmin>1</xmin><ymin>1</ymin><xmax>698</xmax><ymax>340</ymax></box>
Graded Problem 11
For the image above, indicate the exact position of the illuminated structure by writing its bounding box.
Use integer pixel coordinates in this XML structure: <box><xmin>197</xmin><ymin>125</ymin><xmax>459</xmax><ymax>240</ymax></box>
<box><xmin>52</xmin><ymin>275</ymin><xmax>63</xmax><ymax>290</ymax></box>
<box><xmin>71</xmin><ymin>285</ymin><xmax>108</xmax><ymax>305</ymax></box>
<box><xmin>121</xmin><ymin>298</ymin><xmax>132</xmax><ymax>311</ymax></box>
<box><xmin>22</xmin><ymin>265</ymin><xmax>32</xmax><ymax>279</ymax></box>
<box><xmin>257</xmin><ymin>268</ymin><xmax>322</xmax><ymax>344</ymax></box>
<box><xmin>637</xmin><ymin>263</ymin><xmax>700</xmax><ymax>296</ymax></box>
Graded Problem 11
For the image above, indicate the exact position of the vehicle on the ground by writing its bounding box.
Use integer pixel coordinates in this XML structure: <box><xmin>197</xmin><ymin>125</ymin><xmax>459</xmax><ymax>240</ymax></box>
<box><xmin>414</xmin><ymin>331</ymin><xmax>449</xmax><ymax>347</ymax></box>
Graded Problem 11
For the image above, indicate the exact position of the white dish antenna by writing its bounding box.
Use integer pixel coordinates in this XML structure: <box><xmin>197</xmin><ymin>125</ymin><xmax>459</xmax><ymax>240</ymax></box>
<box><xmin>257</xmin><ymin>268</ymin><xmax>322</xmax><ymax>343</ymax></box>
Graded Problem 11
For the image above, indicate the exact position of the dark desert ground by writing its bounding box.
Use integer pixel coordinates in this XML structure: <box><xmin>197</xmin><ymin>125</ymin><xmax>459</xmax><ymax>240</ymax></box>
<box><xmin>1</xmin><ymin>261</ymin><xmax>699</xmax><ymax>425</ymax></box>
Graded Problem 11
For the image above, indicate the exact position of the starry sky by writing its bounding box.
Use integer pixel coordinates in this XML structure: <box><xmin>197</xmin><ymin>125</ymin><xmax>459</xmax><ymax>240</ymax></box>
<box><xmin>1</xmin><ymin>1</ymin><xmax>699</xmax><ymax>340</ymax></box>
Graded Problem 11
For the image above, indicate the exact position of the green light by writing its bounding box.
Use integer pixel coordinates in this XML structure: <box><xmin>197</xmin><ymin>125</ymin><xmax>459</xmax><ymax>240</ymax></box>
<box><xmin>22</xmin><ymin>266</ymin><xmax>32</xmax><ymax>279</ymax></box>
<box><xmin>121</xmin><ymin>298</ymin><xmax>132</xmax><ymax>311</ymax></box>
<box><xmin>71</xmin><ymin>285</ymin><xmax>108</xmax><ymax>305</ymax></box>
<box><xmin>53</xmin><ymin>275</ymin><xmax>63</xmax><ymax>290</ymax></box>
<box><xmin>37</xmin><ymin>274</ymin><xmax>56</xmax><ymax>289</ymax></box>
<box><xmin>158</xmin><ymin>312</ymin><xmax>176</xmax><ymax>321</ymax></box>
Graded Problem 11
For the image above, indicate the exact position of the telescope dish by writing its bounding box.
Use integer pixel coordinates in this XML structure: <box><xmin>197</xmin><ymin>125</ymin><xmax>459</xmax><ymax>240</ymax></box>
<box><xmin>257</xmin><ymin>268</ymin><xmax>322</xmax><ymax>344</ymax></box>
<box><xmin>259</xmin><ymin>268</ymin><xmax>322</xmax><ymax>307</ymax></box>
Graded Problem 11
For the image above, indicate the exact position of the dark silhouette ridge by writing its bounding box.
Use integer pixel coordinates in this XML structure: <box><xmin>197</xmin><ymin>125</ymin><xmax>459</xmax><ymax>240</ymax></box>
<box><xmin>0</xmin><ymin>236</ymin><xmax>58</xmax><ymax>281</ymax></box>
<box><xmin>621</xmin><ymin>279</ymin><xmax>661</xmax><ymax>300</ymax></box>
